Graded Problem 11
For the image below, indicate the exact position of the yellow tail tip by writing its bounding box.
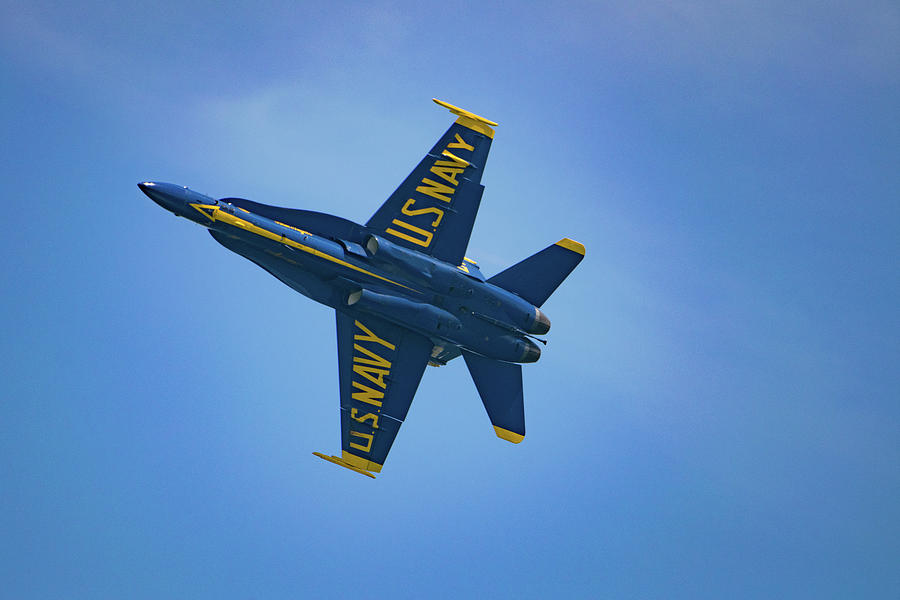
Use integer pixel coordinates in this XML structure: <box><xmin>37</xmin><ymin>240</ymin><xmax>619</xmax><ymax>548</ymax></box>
<box><xmin>493</xmin><ymin>426</ymin><xmax>525</xmax><ymax>444</ymax></box>
<box><xmin>555</xmin><ymin>238</ymin><xmax>586</xmax><ymax>256</ymax></box>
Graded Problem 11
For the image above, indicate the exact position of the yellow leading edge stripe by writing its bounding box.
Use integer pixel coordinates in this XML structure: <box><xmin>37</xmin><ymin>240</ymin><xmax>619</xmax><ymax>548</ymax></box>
<box><xmin>190</xmin><ymin>203</ymin><xmax>420</xmax><ymax>293</ymax></box>
<box><xmin>555</xmin><ymin>238</ymin><xmax>586</xmax><ymax>256</ymax></box>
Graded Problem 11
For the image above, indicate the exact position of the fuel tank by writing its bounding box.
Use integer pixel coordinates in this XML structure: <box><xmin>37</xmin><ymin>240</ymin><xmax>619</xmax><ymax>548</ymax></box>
<box><xmin>346</xmin><ymin>289</ymin><xmax>461</xmax><ymax>336</ymax></box>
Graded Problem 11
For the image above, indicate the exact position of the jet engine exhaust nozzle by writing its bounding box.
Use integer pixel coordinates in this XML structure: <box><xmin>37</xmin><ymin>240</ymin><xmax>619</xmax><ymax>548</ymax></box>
<box><xmin>527</xmin><ymin>307</ymin><xmax>551</xmax><ymax>335</ymax></box>
<box><xmin>520</xmin><ymin>338</ymin><xmax>542</xmax><ymax>363</ymax></box>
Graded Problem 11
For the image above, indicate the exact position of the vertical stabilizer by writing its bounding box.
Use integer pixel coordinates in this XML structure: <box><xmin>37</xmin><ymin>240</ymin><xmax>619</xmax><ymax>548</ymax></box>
<box><xmin>487</xmin><ymin>238</ymin><xmax>585</xmax><ymax>307</ymax></box>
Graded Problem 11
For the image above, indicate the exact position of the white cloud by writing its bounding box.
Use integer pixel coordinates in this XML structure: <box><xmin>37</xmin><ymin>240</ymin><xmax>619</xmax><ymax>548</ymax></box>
<box><xmin>0</xmin><ymin>4</ymin><xmax>107</xmax><ymax>79</ymax></box>
<box><xmin>558</xmin><ymin>1</ymin><xmax>900</xmax><ymax>83</ymax></box>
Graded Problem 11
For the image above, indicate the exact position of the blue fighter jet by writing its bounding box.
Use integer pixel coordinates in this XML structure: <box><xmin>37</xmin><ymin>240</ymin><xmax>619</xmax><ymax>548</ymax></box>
<box><xmin>140</xmin><ymin>99</ymin><xmax>584</xmax><ymax>478</ymax></box>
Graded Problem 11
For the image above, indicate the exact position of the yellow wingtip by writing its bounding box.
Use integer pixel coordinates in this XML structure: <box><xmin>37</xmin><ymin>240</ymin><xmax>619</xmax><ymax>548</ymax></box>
<box><xmin>312</xmin><ymin>452</ymin><xmax>377</xmax><ymax>479</ymax></box>
<box><xmin>493</xmin><ymin>426</ymin><xmax>525</xmax><ymax>444</ymax></box>
<box><xmin>341</xmin><ymin>450</ymin><xmax>383</xmax><ymax>473</ymax></box>
<box><xmin>555</xmin><ymin>238</ymin><xmax>586</xmax><ymax>256</ymax></box>
<box><xmin>432</xmin><ymin>98</ymin><xmax>499</xmax><ymax>126</ymax></box>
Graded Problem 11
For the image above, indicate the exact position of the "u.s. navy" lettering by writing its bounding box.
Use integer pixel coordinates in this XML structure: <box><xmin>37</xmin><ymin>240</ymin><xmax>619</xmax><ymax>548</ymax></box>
<box><xmin>385</xmin><ymin>133</ymin><xmax>473</xmax><ymax>248</ymax></box>
<box><xmin>347</xmin><ymin>320</ymin><xmax>395</xmax><ymax>453</ymax></box>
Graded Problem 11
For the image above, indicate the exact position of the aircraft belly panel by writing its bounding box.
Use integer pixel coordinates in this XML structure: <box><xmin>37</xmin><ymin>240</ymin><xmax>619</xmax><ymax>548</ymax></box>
<box><xmin>208</xmin><ymin>229</ymin><xmax>336</xmax><ymax>305</ymax></box>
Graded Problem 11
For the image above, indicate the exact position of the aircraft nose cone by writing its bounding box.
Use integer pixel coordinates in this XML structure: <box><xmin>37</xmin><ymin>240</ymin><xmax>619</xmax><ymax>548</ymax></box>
<box><xmin>138</xmin><ymin>181</ymin><xmax>163</xmax><ymax>195</ymax></box>
<box><xmin>138</xmin><ymin>181</ymin><xmax>165</xmax><ymax>204</ymax></box>
<box><xmin>138</xmin><ymin>181</ymin><xmax>217</xmax><ymax>223</ymax></box>
<box><xmin>138</xmin><ymin>181</ymin><xmax>187</xmax><ymax>213</ymax></box>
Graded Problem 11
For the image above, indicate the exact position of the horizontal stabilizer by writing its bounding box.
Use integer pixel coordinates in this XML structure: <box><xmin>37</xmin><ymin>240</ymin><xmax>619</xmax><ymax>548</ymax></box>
<box><xmin>488</xmin><ymin>238</ymin><xmax>585</xmax><ymax>307</ymax></box>
<box><xmin>463</xmin><ymin>350</ymin><xmax>525</xmax><ymax>443</ymax></box>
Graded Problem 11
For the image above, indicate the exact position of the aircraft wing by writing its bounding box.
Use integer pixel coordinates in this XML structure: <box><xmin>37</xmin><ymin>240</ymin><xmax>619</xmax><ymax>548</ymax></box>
<box><xmin>365</xmin><ymin>99</ymin><xmax>495</xmax><ymax>266</ymax></box>
<box><xmin>314</xmin><ymin>309</ymin><xmax>433</xmax><ymax>478</ymax></box>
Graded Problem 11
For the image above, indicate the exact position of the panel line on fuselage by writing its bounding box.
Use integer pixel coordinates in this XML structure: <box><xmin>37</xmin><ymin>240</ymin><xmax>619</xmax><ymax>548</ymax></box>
<box><xmin>189</xmin><ymin>203</ymin><xmax>421</xmax><ymax>293</ymax></box>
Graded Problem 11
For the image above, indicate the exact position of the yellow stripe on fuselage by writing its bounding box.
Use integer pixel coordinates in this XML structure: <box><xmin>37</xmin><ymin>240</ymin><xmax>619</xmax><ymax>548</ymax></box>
<box><xmin>190</xmin><ymin>204</ymin><xmax>419</xmax><ymax>293</ymax></box>
<box><xmin>275</xmin><ymin>220</ymin><xmax>310</xmax><ymax>235</ymax></box>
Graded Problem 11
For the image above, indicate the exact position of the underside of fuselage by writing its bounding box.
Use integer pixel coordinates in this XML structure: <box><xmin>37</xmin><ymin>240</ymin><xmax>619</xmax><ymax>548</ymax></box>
<box><xmin>203</xmin><ymin>206</ymin><xmax>541</xmax><ymax>365</ymax></box>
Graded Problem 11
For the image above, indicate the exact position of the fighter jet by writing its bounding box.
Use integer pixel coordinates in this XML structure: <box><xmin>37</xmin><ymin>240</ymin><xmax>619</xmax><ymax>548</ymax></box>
<box><xmin>139</xmin><ymin>99</ymin><xmax>584</xmax><ymax>478</ymax></box>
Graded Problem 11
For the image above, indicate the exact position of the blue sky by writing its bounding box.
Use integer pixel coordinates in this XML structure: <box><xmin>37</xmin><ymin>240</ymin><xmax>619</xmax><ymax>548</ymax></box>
<box><xmin>1</xmin><ymin>1</ymin><xmax>898</xmax><ymax>598</ymax></box>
